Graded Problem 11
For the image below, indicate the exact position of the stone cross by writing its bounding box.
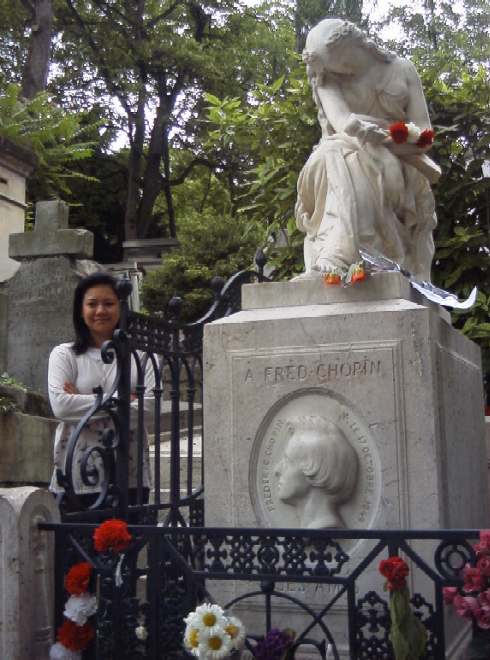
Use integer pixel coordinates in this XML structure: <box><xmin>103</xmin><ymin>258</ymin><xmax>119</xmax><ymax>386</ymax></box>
<box><xmin>9</xmin><ymin>200</ymin><xmax>93</xmax><ymax>261</ymax></box>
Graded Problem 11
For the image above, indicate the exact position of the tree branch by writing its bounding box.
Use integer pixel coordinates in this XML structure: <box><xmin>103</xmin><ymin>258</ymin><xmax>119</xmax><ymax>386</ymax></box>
<box><xmin>169</xmin><ymin>158</ymin><xmax>216</xmax><ymax>186</ymax></box>
<box><xmin>91</xmin><ymin>0</ymin><xmax>131</xmax><ymax>28</ymax></box>
<box><xmin>19</xmin><ymin>0</ymin><xmax>35</xmax><ymax>18</ymax></box>
<box><xmin>63</xmin><ymin>0</ymin><xmax>133</xmax><ymax>118</ymax></box>
<box><xmin>146</xmin><ymin>1</ymin><xmax>182</xmax><ymax>29</ymax></box>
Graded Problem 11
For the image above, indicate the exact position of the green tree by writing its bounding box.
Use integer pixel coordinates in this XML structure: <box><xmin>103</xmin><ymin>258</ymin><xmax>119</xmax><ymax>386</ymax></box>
<box><xmin>294</xmin><ymin>0</ymin><xmax>364</xmax><ymax>51</ymax></box>
<box><xmin>373</xmin><ymin>1</ymin><xmax>490</xmax><ymax>373</ymax></box>
<box><xmin>50</xmin><ymin>0</ymin><xmax>299</xmax><ymax>242</ymax></box>
<box><xmin>141</xmin><ymin>202</ymin><xmax>260</xmax><ymax>320</ymax></box>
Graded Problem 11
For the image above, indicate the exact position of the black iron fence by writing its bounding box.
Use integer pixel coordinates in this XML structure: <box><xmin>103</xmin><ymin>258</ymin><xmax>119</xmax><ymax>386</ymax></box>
<box><xmin>40</xmin><ymin>521</ymin><xmax>478</xmax><ymax>659</ymax></box>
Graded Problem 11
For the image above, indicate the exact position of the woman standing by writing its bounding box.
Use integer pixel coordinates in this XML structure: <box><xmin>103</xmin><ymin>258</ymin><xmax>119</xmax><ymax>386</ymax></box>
<box><xmin>295</xmin><ymin>19</ymin><xmax>440</xmax><ymax>281</ymax></box>
<box><xmin>48</xmin><ymin>272</ymin><xmax>154</xmax><ymax>508</ymax></box>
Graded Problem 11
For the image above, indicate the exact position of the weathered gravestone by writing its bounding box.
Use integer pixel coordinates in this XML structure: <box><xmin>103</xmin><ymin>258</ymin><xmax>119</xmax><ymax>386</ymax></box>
<box><xmin>7</xmin><ymin>200</ymin><xmax>99</xmax><ymax>394</ymax></box>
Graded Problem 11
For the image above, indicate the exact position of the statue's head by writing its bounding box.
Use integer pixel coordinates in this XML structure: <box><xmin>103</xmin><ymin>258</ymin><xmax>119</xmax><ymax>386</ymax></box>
<box><xmin>302</xmin><ymin>18</ymin><xmax>392</xmax><ymax>82</ymax></box>
<box><xmin>274</xmin><ymin>416</ymin><xmax>358</xmax><ymax>506</ymax></box>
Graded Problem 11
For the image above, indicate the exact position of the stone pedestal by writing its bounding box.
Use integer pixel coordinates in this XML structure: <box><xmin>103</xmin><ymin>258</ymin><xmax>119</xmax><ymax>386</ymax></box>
<box><xmin>203</xmin><ymin>273</ymin><xmax>489</xmax><ymax>656</ymax></box>
<box><xmin>0</xmin><ymin>487</ymin><xmax>59</xmax><ymax>660</ymax></box>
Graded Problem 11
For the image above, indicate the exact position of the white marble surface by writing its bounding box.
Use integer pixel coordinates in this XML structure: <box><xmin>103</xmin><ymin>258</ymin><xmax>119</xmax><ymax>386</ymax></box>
<box><xmin>242</xmin><ymin>272</ymin><xmax>450</xmax><ymax>323</ymax></box>
<box><xmin>203</xmin><ymin>276</ymin><xmax>487</xmax><ymax>654</ymax></box>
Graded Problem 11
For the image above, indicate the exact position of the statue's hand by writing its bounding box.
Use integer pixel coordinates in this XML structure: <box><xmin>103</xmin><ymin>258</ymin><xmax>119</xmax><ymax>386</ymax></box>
<box><xmin>344</xmin><ymin>115</ymin><xmax>388</xmax><ymax>145</ymax></box>
<box><xmin>383</xmin><ymin>140</ymin><xmax>432</xmax><ymax>156</ymax></box>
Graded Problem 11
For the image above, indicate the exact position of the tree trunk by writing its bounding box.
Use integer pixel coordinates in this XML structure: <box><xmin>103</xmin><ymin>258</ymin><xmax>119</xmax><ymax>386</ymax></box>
<box><xmin>124</xmin><ymin>92</ymin><xmax>146</xmax><ymax>241</ymax></box>
<box><xmin>161</xmin><ymin>127</ymin><xmax>176</xmax><ymax>239</ymax></box>
<box><xmin>136</xmin><ymin>97</ymin><xmax>172</xmax><ymax>239</ymax></box>
<box><xmin>21</xmin><ymin>0</ymin><xmax>54</xmax><ymax>98</ymax></box>
<box><xmin>124</xmin><ymin>0</ymin><xmax>146</xmax><ymax>241</ymax></box>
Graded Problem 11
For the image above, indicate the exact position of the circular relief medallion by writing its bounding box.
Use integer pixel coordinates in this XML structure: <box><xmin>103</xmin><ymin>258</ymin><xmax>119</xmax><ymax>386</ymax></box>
<box><xmin>250</xmin><ymin>388</ymin><xmax>381</xmax><ymax>537</ymax></box>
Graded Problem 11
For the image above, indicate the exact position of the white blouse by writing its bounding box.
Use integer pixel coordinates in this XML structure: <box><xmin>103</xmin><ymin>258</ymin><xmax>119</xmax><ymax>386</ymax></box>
<box><xmin>48</xmin><ymin>342</ymin><xmax>155</xmax><ymax>495</ymax></box>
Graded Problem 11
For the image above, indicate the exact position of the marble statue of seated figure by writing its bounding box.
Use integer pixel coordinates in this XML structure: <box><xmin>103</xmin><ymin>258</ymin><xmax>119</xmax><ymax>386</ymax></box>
<box><xmin>295</xmin><ymin>18</ymin><xmax>441</xmax><ymax>281</ymax></box>
<box><xmin>274</xmin><ymin>416</ymin><xmax>358</xmax><ymax>529</ymax></box>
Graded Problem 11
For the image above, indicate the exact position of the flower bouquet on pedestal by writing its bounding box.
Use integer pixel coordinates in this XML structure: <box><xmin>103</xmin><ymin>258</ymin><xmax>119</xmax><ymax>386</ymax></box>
<box><xmin>443</xmin><ymin>530</ymin><xmax>490</xmax><ymax>660</ymax></box>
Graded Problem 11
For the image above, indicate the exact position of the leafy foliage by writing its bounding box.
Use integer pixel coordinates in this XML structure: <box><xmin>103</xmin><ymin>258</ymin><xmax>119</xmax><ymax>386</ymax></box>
<box><xmin>204</xmin><ymin>60</ymin><xmax>318</xmax><ymax>279</ymax></box>
<box><xmin>0</xmin><ymin>372</ymin><xmax>27</xmax><ymax>415</ymax></box>
<box><xmin>417</xmin><ymin>53</ymin><xmax>490</xmax><ymax>373</ymax></box>
<box><xmin>141</xmin><ymin>202</ymin><xmax>260</xmax><ymax>322</ymax></box>
<box><xmin>0</xmin><ymin>84</ymin><xmax>97</xmax><ymax>197</ymax></box>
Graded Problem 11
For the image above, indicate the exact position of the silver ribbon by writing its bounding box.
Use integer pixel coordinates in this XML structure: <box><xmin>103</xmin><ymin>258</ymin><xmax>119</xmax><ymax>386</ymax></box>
<box><xmin>115</xmin><ymin>553</ymin><xmax>125</xmax><ymax>588</ymax></box>
<box><xmin>359</xmin><ymin>248</ymin><xmax>477</xmax><ymax>310</ymax></box>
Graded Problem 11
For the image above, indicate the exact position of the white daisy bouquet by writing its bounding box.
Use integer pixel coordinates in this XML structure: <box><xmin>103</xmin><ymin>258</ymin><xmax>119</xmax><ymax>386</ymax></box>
<box><xmin>184</xmin><ymin>603</ymin><xmax>245</xmax><ymax>659</ymax></box>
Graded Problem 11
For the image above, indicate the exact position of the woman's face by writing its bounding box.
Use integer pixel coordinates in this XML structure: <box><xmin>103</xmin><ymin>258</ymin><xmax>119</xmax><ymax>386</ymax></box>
<box><xmin>82</xmin><ymin>284</ymin><xmax>120</xmax><ymax>344</ymax></box>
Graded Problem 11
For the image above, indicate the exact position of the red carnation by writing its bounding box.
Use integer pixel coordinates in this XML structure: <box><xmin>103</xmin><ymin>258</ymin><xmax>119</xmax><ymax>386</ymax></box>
<box><xmin>389</xmin><ymin>121</ymin><xmax>409</xmax><ymax>144</ymax></box>
<box><xmin>57</xmin><ymin>619</ymin><xmax>95</xmax><ymax>651</ymax></box>
<box><xmin>379</xmin><ymin>556</ymin><xmax>409</xmax><ymax>591</ymax></box>
<box><xmin>416</xmin><ymin>128</ymin><xmax>434</xmax><ymax>147</ymax></box>
<box><xmin>93</xmin><ymin>518</ymin><xmax>132</xmax><ymax>553</ymax></box>
<box><xmin>64</xmin><ymin>562</ymin><xmax>92</xmax><ymax>596</ymax></box>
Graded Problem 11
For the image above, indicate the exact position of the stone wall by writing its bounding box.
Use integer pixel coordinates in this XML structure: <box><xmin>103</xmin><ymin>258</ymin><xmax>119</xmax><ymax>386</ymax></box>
<box><xmin>0</xmin><ymin>284</ymin><xmax>6</xmax><ymax>373</ymax></box>
<box><xmin>0</xmin><ymin>384</ymin><xmax>55</xmax><ymax>487</ymax></box>
<box><xmin>0</xmin><ymin>137</ymin><xmax>36</xmax><ymax>282</ymax></box>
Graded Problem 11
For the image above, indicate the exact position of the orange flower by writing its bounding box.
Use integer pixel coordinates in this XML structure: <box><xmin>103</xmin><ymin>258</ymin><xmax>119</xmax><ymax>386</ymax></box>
<box><xmin>352</xmin><ymin>271</ymin><xmax>366</xmax><ymax>283</ymax></box>
<box><xmin>64</xmin><ymin>562</ymin><xmax>92</xmax><ymax>596</ymax></box>
<box><xmin>389</xmin><ymin>121</ymin><xmax>409</xmax><ymax>144</ymax></box>
<box><xmin>57</xmin><ymin>619</ymin><xmax>95</xmax><ymax>651</ymax></box>
<box><xmin>351</xmin><ymin>265</ymin><xmax>366</xmax><ymax>284</ymax></box>
<box><xmin>416</xmin><ymin>128</ymin><xmax>434</xmax><ymax>147</ymax></box>
<box><xmin>93</xmin><ymin>518</ymin><xmax>132</xmax><ymax>553</ymax></box>
<box><xmin>323</xmin><ymin>273</ymin><xmax>341</xmax><ymax>286</ymax></box>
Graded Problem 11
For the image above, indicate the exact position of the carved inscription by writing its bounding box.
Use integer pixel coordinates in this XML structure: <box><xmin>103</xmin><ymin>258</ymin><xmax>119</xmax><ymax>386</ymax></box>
<box><xmin>275</xmin><ymin>582</ymin><xmax>347</xmax><ymax>595</ymax></box>
<box><xmin>244</xmin><ymin>358</ymin><xmax>382</xmax><ymax>384</ymax></box>
<box><xmin>344</xmin><ymin>417</ymin><xmax>377</xmax><ymax>524</ymax></box>
<box><xmin>262</xmin><ymin>419</ymin><xmax>284</xmax><ymax>512</ymax></box>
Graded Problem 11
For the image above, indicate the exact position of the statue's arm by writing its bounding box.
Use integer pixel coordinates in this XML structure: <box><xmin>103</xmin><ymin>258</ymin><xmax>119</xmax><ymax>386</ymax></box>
<box><xmin>314</xmin><ymin>81</ymin><xmax>352</xmax><ymax>133</ymax></box>
<box><xmin>315</xmin><ymin>81</ymin><xmax>388</xmax><ymax>144</ymax></box>
<box><xmin>385</xmin><ymin>60</ymin><xmax>441</xmax><ymax>182</ymax></box>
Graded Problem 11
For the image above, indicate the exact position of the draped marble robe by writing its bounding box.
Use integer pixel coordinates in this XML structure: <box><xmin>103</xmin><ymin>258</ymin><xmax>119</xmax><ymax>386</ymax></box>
<box><xmin>295</xmin><ymin>23</ymin><xmax>440</xmax><ymax>281</ymax></box>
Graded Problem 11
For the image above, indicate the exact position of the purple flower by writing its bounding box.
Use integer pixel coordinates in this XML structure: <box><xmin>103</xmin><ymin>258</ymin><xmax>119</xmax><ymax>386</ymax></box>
<box><xmin>253</xmin><ymin>628</ymin><xmax>294</xmax><ymax>659</ymax></box>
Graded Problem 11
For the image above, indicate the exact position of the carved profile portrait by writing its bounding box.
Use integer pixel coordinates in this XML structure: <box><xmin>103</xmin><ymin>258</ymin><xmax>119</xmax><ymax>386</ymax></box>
<box><xmin>274</xmin><ymin>415</ymin><xmax>358</xmax><ymax>529</ymax></box>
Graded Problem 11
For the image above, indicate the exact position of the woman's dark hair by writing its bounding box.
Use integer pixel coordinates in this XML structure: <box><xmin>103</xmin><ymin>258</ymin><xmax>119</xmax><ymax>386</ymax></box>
<box><xmin>72</xmin><ymin>272</ymin><xmax>119</xmax><ymax>354</ymax></box>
